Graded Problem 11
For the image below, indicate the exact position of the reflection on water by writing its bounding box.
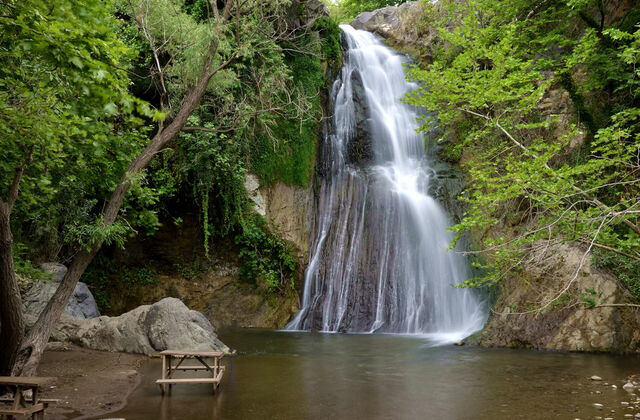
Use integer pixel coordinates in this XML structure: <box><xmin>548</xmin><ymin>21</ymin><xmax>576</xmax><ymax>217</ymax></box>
<box><xmin>105</xmin><ymin>329</ymin><xmax>640</xmax><ymax>420</ymax></box>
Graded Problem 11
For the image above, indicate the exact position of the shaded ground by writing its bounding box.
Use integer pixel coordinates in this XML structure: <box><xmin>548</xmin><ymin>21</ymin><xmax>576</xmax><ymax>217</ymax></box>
<box><xmin>37</xmin><ymin>346</ymin><xmax>147</xmax><ymax>419</ymax></box>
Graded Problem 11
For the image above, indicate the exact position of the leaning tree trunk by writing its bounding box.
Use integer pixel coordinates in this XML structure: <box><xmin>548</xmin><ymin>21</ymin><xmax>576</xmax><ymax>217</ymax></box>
<box><xmin>0</xmin><ymin>201</ymin><xmax>25</xmax><ymax>377</ymax></box>
<box><xmin>12</xmin><ymin>48</ymin><xmax>221</xmax><ymax>376</ymax></box>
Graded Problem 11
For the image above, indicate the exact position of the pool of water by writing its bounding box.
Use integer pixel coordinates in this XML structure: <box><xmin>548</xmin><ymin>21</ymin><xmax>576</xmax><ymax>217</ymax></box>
<box><xmin>104</xmin><ymin>329</ymin><xmax>640</xmax><ymax>419</ymax></box>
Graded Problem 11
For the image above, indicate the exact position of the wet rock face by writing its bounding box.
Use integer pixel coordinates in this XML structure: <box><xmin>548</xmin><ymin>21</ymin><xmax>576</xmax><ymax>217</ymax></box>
<box><xmin>479</xmin><ymin>243</ymin><xmax>640</xmax><ymax>352</ymax></box>
<box><xmin>347</xmin><ymin>69</ymin><xmax>374</xmax><ymax>166</ymax></box>
<box><xmin>29</xmin><ymin>297</ymin><xmax>230</xmax><ymax>355</ymax></box>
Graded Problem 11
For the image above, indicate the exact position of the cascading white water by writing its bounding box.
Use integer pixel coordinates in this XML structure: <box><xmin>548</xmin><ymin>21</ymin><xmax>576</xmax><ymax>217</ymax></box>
<box><xmin>286</xmin><ymin>25</ymin><xmax>486</xmax><ymax>344</ymax></box>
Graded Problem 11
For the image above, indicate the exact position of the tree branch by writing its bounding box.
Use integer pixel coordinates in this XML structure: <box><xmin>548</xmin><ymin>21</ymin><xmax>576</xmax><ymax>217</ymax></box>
<box><xmin>7</xmin><ymin>145</ymin><xmax>34</xmax><ymax>210</ymax></box>
<box><xmin>459</xmin><ymin>107</ymin><xmax>640</xmax><ymax>236</ymax></box>
<box><xmin>594</xmin><ymin>303</ymin><xmax>640</xmax><ymax>308</ymax></box>
<box><xmin>579</xmin><ymin>240</ymin><xmax>640</xmax><ymax>263</ymax></box>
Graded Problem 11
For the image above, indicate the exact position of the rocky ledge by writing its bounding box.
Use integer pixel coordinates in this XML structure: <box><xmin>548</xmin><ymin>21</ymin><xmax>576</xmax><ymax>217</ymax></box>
<box><xmin>479</xmin><ymin>242</ymin><xmax>640</xmax><ymax>353</ymax></box>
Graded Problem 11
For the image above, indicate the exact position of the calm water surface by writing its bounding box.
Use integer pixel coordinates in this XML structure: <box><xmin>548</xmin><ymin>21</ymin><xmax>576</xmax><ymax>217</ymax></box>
<box><xmin>106</xmin><ymin>329</ymin><xmax>640</xmax><ymax>420</ymax></box>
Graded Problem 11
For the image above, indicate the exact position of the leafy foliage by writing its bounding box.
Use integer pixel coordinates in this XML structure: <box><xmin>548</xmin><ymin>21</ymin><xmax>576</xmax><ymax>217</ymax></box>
<box><xmin>406</xmin><ymin>0</ymin><xmax>640</xmax><ymax>298</ymax></box>
<box><xmin>0</xmin><ymin>0</ymin><xmax>171</xmax><ymax>263</ymax></box>
<box><xmin>235</xmin><ymin>216</ymin><xmax>298</xmax><ymax>294</ymax></box>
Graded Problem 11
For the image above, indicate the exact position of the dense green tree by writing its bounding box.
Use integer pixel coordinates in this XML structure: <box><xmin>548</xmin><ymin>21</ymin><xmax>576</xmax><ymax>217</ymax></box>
<box><xmin>0</xmin><ymin>0</ymin><xmax>330</xmax><ymax>376</ymax></box>
<box><xmin>406</xmin><ymin>0</ymin><xmax>640</xmax><ymax>307</ymax></box>
<box><xmin>0</xmin><ymin>0</ymin><xmax>152</xmax><ymax>377</ymax></box>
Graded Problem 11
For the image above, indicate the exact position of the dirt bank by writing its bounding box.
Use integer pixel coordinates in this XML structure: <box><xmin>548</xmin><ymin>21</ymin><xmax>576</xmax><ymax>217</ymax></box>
<box><xmin>36</xmin><ymin>346</ymin><xmax>146</xmax><ymax>419</ymax></box>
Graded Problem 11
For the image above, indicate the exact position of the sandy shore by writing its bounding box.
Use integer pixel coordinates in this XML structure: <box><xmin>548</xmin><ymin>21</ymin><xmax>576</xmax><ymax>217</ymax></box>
<box><xmin>36</xmin><ymin>346</ymin><xmax>147</xmax><ymax>419</ymax></box>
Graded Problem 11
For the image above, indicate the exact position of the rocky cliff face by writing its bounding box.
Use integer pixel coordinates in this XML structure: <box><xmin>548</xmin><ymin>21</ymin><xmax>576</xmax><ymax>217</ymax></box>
<box><xmin>479</xmin><ymin>243</ymin><xmax>640</xmax><ymax>352</ymax></box>
<box><xmin>353</xmin><ymin>2</ymin><xmax>640</xmax><ymax>353</ymax></box>
<box><xmin>106</xmin><ymin>210</ymin><xmax>302</xmax><ymax>329</ymax></box>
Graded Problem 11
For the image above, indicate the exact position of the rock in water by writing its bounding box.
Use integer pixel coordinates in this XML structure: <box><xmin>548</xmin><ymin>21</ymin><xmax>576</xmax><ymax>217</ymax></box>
<box><xmin>22</xmin><ymin>263</ymin><xmax>100</xmax><ymax>319</ymax></box>
<box><xmin>591</xmin><ymin>376</ymin><xmax>603</xmax><ymax>381</ymax></box>
<box><xmin>624</xmin><ymin>382</ymin><xmax>635</xmax><ymax>390</ymax></box>
<box><xmin>31</xmin><ymin>297</ymin><xmax>230</xmax><ymax>355</ymax></box>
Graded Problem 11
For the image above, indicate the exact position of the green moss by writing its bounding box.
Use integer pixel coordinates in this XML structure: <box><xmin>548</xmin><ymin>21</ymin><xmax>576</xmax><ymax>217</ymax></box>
<box><xmin>313</xmin><ymin>17</ymin><xmax>342</xmax><ymax>64</ymax></box>
<box><xmin>249</xmin><ymin>17</ymin><xmax>341</xmax><ymax>187</ymax></box>
<box><xmin>249</xmin><ymin>47</ymin><xmax>324</xmax><ymax>187</ymax></box>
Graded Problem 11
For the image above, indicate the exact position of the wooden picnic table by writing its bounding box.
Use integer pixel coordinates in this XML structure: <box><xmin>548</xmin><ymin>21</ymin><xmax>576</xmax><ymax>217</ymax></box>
<box><xmin>0</xmin><ymin>376</ymin><xmax>56</xmax><ymax>420</ymax></box>
<box><xmin>156</xmin><ymin>350</ymin><xmax>225</xmax><ymax>395</ymax></box>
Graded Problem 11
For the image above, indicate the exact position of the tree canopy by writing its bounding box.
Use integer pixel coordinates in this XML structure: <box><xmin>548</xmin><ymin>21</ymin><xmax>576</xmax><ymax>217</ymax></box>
<box><xmin>406</xmin><ymin>0</ymin><xmax>640</xmax><ymax>305</ymax></box>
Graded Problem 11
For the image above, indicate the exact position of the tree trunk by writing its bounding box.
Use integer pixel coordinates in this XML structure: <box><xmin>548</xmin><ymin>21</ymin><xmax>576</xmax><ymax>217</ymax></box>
<box><xmin>0</xmin><ymin>201</ymin><xmax>25</xmax><ymax>377</ymax></box>
<box><xmin>12</xmin><ymin>51</ymin><xmax>220</xmax><ymax>376</ymax></box>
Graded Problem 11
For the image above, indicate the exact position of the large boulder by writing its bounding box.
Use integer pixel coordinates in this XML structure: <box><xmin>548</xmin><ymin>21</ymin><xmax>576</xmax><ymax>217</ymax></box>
<box><xmin>351</xmin><ymin>6</ymin><xmax>401</xmax><ymax>37</ymax></box>
<box><xmin>479</xmin><ymin>243</ymin><xmax>640</xmax><ymax>352</ymax></box>
<box><xmin>350</xmin><ymin>2</ymin><xmax>433</xmax><ymax>60</ymax></box>
<box><xmin>35</xmin><ymin>297</ymin><xmax>230</xmax><ymax>355</ymax></box>
<box><xmin>22</xmin><ymin>263</ymin><xmax>100</xmax><ymax>320</ymax></box>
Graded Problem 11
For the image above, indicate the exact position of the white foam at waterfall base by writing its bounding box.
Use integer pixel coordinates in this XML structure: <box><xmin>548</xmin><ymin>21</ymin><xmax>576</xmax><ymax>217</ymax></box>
<box><xmin>286</xmin><ymin>25</ymin><xmax>487</xmax><ymax>345</ymax></box>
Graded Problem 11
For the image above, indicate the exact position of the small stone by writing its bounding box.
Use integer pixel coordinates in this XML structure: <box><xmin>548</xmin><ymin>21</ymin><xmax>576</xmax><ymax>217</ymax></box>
<box><xmin>592</xmin><ymin>376</ymin><xmax>604</xmax><ymax>381</ymax></box>
<box><xmin>605</xmin><ymin>383</ymin><xmax>610</xmax><ymax>386</ymax></box>
<box><xmin>613</xmin><ymin>385</ymin><xmax>618</xmax><ymax>389</ymax></box>
<box><xmin>624</xmin><ymin>382</ymin><xmax>635</xmax><ymax>390</ymax></box>
<box><xmin>605</xmin><ymin>417</ymin><xmax>614</xmax><ymax>420</ymax></box>
<box><xmin>594</xmin><ymin>403</ymin><xmax>604</xmax><ymax>409</ymax></box>
<box><xmin>635</xmin><ymin>414</ymin><xmax>640</xmax><ymax>419</ymax></box>
<box><xmin>623</xmin><ymin>402</ymin><xmax>631</xmax><ymax>405</ymax></box>
<box><xmin>595</xmin><ymin>391</ymin><xmax>602</xmax><ymax>394</ymax></box>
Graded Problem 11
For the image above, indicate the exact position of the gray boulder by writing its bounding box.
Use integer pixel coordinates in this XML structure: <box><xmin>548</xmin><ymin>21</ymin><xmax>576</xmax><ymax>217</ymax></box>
<box><xmin>350</xmin><ymin>2</ymin><xmax>432</xmax><ymax>54</ymax></box>
<box><xmin>351</xmin><ymin>6</ymin><xmax>401</xmax><ymax>37</ymax></box>
<box><xmin>31</xmin><ymin>297</ymin><xmax>229</xmax><ymax>355</ymax></box>
<box><xmin>22</xmin><ymin>263</ymin><xmax>100</xmax><ymax>320</ymax></box>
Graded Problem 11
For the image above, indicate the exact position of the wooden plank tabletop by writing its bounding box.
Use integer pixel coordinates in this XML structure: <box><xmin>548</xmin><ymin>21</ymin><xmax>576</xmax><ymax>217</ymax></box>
<box><xmin>159</xmin><ymin>350</ymin><xmax>224</xmax><ymax>357</ymax></box>
<box><xmin>0</xmin><ymin>376</ymin><xmax>55</xmax><ymax>387</ymax></box>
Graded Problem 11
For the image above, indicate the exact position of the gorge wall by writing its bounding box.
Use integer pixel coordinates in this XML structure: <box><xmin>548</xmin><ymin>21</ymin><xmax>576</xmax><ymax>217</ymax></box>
<box><xmin>101</xmin><ymin>179</ymin><xmax>311</xmax><ymax>330</ymax></box>
<box><xmin>352</xmin><ymin>2</ymin><xmax>640</xmax><ymax>353</ymax></box>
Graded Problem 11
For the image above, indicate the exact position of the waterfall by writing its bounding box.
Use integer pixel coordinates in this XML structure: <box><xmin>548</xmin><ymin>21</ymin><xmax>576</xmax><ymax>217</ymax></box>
<box><xmin>286</xmin><ymin>25</ymin><xmax>486</xmax><ymax>344</ymax></box>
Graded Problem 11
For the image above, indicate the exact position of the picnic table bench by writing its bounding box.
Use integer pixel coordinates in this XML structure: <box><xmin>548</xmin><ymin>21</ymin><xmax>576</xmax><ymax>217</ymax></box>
<box><xmin>0</xmin><ymin>376</ymin><xmax>57</xmax><ymax>420</ymax></box>
<box><xmin>156</xmin><ymin>350</ymin><xmax>225</xmax><ymax>395</ymax></box>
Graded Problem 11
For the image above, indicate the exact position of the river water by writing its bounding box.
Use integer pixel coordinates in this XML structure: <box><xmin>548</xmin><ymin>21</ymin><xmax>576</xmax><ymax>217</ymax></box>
<box><xmin>106</xmin><ymin>329</ymin><xmax>640</xmax><ymax>420</ymax></box>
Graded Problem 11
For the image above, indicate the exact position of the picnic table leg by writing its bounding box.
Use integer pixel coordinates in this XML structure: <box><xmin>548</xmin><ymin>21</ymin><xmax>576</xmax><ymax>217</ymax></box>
<box><xmin>160</xmin><ymin>354</ymin><xmax>166</xmax><ymax>394</ymax></box>
<box><xmin>32</xmin><ymin>386</ymin><xmax>42</xmax><ymax>420</ymax></box>
<box><xmin>215</xmin><ymin>357</ymin><xmax>220</xmax><ymax>392</ymax></box>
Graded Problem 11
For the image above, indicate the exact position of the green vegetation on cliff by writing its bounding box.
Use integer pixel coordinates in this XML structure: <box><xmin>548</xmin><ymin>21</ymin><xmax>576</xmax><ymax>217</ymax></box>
<box><xmin>406</xmin><ymin>0</ymin><xmax>640</xmax><ymax>301</ymax></box>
